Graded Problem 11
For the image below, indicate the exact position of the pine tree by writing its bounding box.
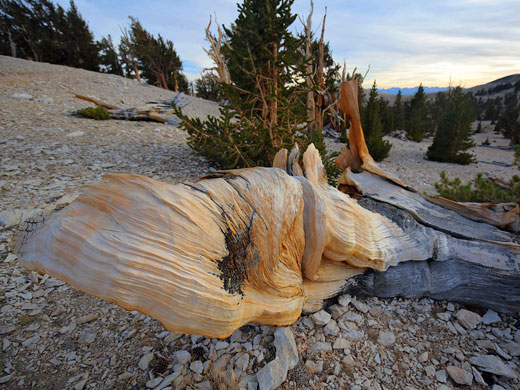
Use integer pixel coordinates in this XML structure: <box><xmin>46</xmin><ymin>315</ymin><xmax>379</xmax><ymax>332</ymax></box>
<box><xmin>393</xmin><ymin>90</ymin><xmax>405</xmax><ymax>130</ymax></box>
<box><xmin>495</xmin><ymin>93</ymin><xmax>520</xmax><ymax>145</ymax></box>
<box><xmin>406</xmin><ymin>84</ymin><xmax>429</xmax><ymax>142</ymax></box>
<box><xmin>195</xmin><ymin>73</ymin><xmax>221</xmax><ymax>101</ymax></box>
<box><xmin>427</xmin><ymin>87</ymin><xmax>476</xmax><ymax>165</ymax></box>
<box><xmin>361</xmin><ymin>81</ymin><xmax>392</xmax><ymax>161</ymax></box>
<box><xmin>98</xmin><ymin>35</ymin><xmax>123</xmax><ymax>75</ymax></box>
<box><xmin>175</xmin><ymin>0</ymin><xmax>307</xmax><ymax>169</ymax></box>
<box><xmin>124</xmin><ymin>17</ymin><xmax>184</xmax><ymax>91</ymax></box>
<box><xmin>62</xmin><ymin>0</ymin><xmax>99</xmax><ymax>70</ymax></box>
<box><xmin>0</xmin><ymin>0</ymin><xmax>99</xmax><ymax>70</ymax></box>
<box><xmin>379</xmin><ymin>96</ymin><xmax>395</xmax><ymax>134</ymax></box>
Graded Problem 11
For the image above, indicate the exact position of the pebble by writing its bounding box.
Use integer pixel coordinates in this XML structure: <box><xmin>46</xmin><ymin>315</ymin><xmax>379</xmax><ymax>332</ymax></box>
<box><xmin>377</xmin><ymin>331</ymin><xmax>396</xmax><ymax>346</ymax></box>
<box><xmin>469</xmin><ymin>354</ymin><xmax>518</xmax><ymax>379</ymax></box>
<box><xmin>175</xmin><ymin>350</ymin><xmax>191</xmax><ymax>365</ymax></box>
<box><xmin>455</xmin><ymin>309</ymin><xmax>482</xmax><ymax>330</ymax></box>
<box><xmin>311</xmin><ymin>310</ymin><xmax>331</xmax><ymax>326</ymax></box>
<box><xmin>305</xmin><ymin>360</ymin><xmax>323</xmax><ymax>374</ymax></box>
<box><xmin>481</xmin><ymin>309</ymin><xmax>501</xmax><ymax>325</ymax></box>
<box><xmin>332</xmin><ymin>338</ymin><xmax>349</xmax><ymax>350</ymax></box>
<box><xmin>139</xmin><ymin>352</ymin><xmax>154</xmax><ymax>370</ymax></box>
<box><xmin>190</xmin><ymin>360</ymin><xmax>203</xmax><ymax>374</ymax></box>
<box><xmin>78</xmin><ymin>332</ymin><xmax>96</xmax><ymax>344</ymax></box>
<box><xmin>351</xmin><ymin>300</ymin><xmax>370</xmax><ymax>313</ymax></box>
<box><xmin>446</xmin><ymin>366</ymin><xmax>473</xmax><ymax>385</ymax></box>
<box><xmin>311</xmin><ymin>342</ymin><xmax>332</xmax><ymax>354</ymax></box>
<box><xmin>337</xmin><ymin>294</ymin><xmax>351</xmax><ymax>307</ymax></box>
<box><xmin>435</xmin><ymin>369</ymin><xmax>447</xmax><ymax>383</ymax></box>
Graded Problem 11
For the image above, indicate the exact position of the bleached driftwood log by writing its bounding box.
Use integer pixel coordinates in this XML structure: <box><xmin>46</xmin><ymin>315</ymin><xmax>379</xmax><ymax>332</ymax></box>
<box><xmin>14</xmin><ymin>81</ymin><xmax>520</xmax><ymax>339</ymax></box>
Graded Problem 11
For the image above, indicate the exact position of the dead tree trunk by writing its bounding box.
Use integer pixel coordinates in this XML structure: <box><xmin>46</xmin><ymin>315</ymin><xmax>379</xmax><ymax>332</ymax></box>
<box><xmin>14</xmin><ymin>81</ymin><xmax>520</xmax><ymax>339</ymax></box>
<box><xmin>203</xmin><ymin>15</ymin><xmax>230</xmax><ymax>84</ymax></box>
<box><xmin>302</xmin><ymin>1</ymin><xmax>315</xmax><ymax>137</ymax></box>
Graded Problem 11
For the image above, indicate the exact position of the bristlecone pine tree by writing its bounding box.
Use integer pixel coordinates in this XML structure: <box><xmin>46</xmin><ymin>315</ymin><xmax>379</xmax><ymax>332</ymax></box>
<box><xmin>406</xmin><ymin>84</ymin><xmax>432</xmax><ymax>142</ymax></box>
<box><xmin>427</xmin><ymin>87</ymin><xmax>476</xmax><ymax>164</ymax></box>
<box><xmin>175</xmin><ymin>0</ymin><xmax>307</xmax><ymax>168</ymax></box>
<box><xmin>98</xmin><ymin>35</ymin><xmax>123</xmax><ymax>76</ymax></box>
<box><xmin>0</xmin><ymin>0</ymin><xmax>99</xmax><ymax>70</ymax></box>
<box><xmin>393</xmin><ymin>90</ymin><xmax>405</xmax><ymax>130</ymax></box>
<box><xmin>124</xmin><ymin>17</ymin><xmax>185</xmax><ymax>91</ymax></box>
<box><xmin>361</xmin><ymin>81</ymin><xmax>392</xmax><ymax>161</ymax></box>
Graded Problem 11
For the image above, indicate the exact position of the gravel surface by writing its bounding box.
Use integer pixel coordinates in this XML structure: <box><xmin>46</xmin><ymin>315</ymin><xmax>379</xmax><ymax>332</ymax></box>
<box><xmin>1</xmin><ymin>55</ymin><xmax>519</xmax><ymax>390</ymax></box>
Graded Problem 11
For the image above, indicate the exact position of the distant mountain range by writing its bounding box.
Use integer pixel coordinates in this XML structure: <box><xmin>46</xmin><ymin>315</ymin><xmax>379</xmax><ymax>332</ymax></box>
<box><xmin>377</xmin><ymin>86</ymin><xmax>449</xmax><ymax>95</ymax></box>
<box><xmin>376</xmin><ymin>74</ymin><xmax>520</xmax><ymax>96</ymax></box>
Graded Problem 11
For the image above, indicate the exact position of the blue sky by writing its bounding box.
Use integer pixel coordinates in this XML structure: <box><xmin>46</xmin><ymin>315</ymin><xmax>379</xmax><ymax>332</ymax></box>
<box><xmin>56</xmin><ymin>0</ymin><xmax>520</xmax><ymax>88</ymax></box>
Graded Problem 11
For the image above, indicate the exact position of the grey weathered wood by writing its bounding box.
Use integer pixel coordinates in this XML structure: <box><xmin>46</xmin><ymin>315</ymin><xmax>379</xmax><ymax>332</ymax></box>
<box><xmin>345</xmin><ymin>170</ymin><xmax>517</xmax><ymax>244</ymax></box>
<box><xmin>341</xmin><ymin>197</ymin><xmax>520</xmax><ymax>313</ymax></box>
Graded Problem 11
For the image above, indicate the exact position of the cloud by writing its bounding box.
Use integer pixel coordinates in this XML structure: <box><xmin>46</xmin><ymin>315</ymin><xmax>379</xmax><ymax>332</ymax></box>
<box><xmin>60</xmin><ymin>0</ymin><xmax>520</xmax><ymax>88</ymax></box>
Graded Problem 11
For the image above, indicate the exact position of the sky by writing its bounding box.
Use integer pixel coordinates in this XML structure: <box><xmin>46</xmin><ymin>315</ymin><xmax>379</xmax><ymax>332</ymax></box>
<box><xmin>55</xmin><ymin>0</ymin><xmax>520</xmax><ymax>89</ymax></box>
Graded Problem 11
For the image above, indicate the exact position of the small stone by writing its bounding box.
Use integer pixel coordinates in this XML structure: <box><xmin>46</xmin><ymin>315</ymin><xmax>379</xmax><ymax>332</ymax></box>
<box><xmin>418</xmin><ymin>352</ymin><xmax>428</xmax><ymax>363</ymax></box>
<box><xmin>12</xmin><ymin>92</ymin><xmax>33</xmax><ymax>99</ymax></box>
<box><xmin>446</xmin><ymin>366</ymin><xmax>472</xmax><ymax>385</ymax></box>
<box><xmin>425</xmin><ymin>365</ymin><xmax>436</xmax><ymax>378</ymax></box>
<box><xmin>310</xmin><ymin>341</ymin><xmax>332</xmax><ymax>354</ymax></box>
<box><xmin>351</xmin><ymin>300</ymin><xmax>369</xmax><ymax>313</ymax></box>
<box><xmin>333</xmin><ymin>338</ymin><xmax>349</xmax><ymax>350</ymax></box>
<box><xmin>146</xmin><ymin>376</ymin><xmax>163</xmax><ymax>388</ymax></box>
<box><xmin>324</xmin><ymin>319</ymin><xmax>339</xmax><ymax>336</ymax></box>
<box><xmin>471</xmin><ymin>367</ymin><xmax>486</xmax><ymax>385</ymax></box>
<box><xmin>435</xmin><ymin>369</ymin><xmax>447</xmax><ymax>383</ymax></box>
<box><xmin>338</xmin><ymin>294</ymin><xmax>351</xmax><ymax>307</ymax></box>
<box><xmin>0</xmin><ymin>374</ymin><xmax>13</xmax><ymax>384</ymax></box>
<box><xmin>78</xmin><ymin>332</ymin><xmax>96</xmax><ymax>344</ymax></box>
<box><xmin>346</xmin><ymin>330</ymin><xmax>364</xmax><ymax>341</ymax></box>
<box><xmin>152</xmin><ymin>371</ymin><xmax>181</xmax><ymax>389</ymax></box>
<box><xmin>76</xmin><ymin>313</ymin><xmax>98</xmax><ymax>324</ymax></box>
<box><xmin>74</xmin><ymin>379</ymin><xmax>87</xmax><ymax>390</ymax></box>
<box><xmin>118</xmin><ymin>372</ymin><xmax>134</xmax><ymax>381</ymax></box>
<box><xmin>469</xmin><ymin>354</ymin><xmax>518</xmax><ymax>379</ymax></box>
<box><xmin>190</xmin><ymin>360</ymin><xmax>203</xmax><ymax>374</ymax></box>
<box><xmin>514</xmin><ymin>329</ymin><xmax>520</xmax><ymax>343</ymax></box>
<box><xmin>175</xmin><ymin>350</ymin><xmax>191</xmax><ymax>365</ymax></box>
<box><xmin>481</xmin><ymin>310</ymin><xmax>501</xmax><ymax>325</ymax></box>
<box><xmin>256</xmin><ymin>360</ymin><xmax>286</xmax><ymax>390</ymax></box>
<box><xmin>311</xmin><ymin>310</ymin><xmax>331</xmax><ymax>326</ymax></box>
<box><xmin>139</xmin><ymin>352</ymin><xmax>154</xmax><ymax>370</ymax></box>
<box><xmin>215</xmin><ymin>341</ymin><xmax>229</xmax><ymax>350</ymax></box>
<box><xmin>328</xmin><ymin>304</ymin><xmax>348</xmax><ymax>320</ymax></box>
<box><xmin>436</xmin><ymin>312</ymin><xmax>451</xmax><ymax>321</ymax></box>
<box><xmin>447</xmin><ymin>303</ymin><xmax>455</xmax><ymax>311</ymax></box>
<box><xmin>4</xmin><ymin>253</ymin><xmax>17</xmax><ymax>263</ymax></box>
<box><xmin>502</xmin><ymin>341</ymin><xmax>520</xmax><ymax>357</ymax></box>
<box><xmin>495</xmin><ymin>344</ymin><xmax>511</xmax><ymax>360</ymax></box>
<box><xmin>230</xmin><ymin>329</ymin><xmax>242</xmax><ymax>342</ymax></box>
<box><xmin>247</xmin><ymin>383</ymin><xmax>258</xmax><ymax>390</ymax></box>
<box><xmin>455</xmin><ymin>309</ymin><xmax>481</xmax><ymax>330</ymax></box>
<box><xmin>436</xmin><ymin>385</ymin><xmax>451</xmax><ymax>390</ymax></box>
<box><xmin>340</xmin><ymin>356</ymin><xmax>354</xmax><ymax>369</ymax></box>
<box><xmin>59</xmin><ymin>321</ymin><xmax>77</xmax><ymax>334</ymax></box>
<box><xmin>0</xmin><ymin>326</ymin><xmax>15</xmax><ymax>335</ymax></box>
<box><xmin>22</xmin><ymin>334</ymin><xmax>40</xmax><ymax>347</ymax></box>
<box><xmin>305</xmin><ymin>360</ymin><xmax>323</xmax><ymax>374</ymax></box>
<box><xmin>67</xmin><ymin>131</ymin><xmax>85</xmax><ymax>138</ymax></box>
<box><xmin>377</xmin><ymin>331</ymin><xmax>396</xmax><ymax>346</ymax></box>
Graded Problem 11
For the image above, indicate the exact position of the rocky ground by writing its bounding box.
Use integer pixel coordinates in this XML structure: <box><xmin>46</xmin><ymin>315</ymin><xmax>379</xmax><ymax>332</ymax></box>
<box><xmin>1</xmin><ymin>55</ymin><xmax>519</xmax><ymax>390</ymax></box>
